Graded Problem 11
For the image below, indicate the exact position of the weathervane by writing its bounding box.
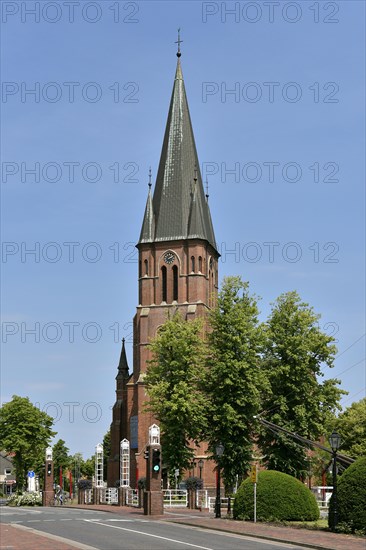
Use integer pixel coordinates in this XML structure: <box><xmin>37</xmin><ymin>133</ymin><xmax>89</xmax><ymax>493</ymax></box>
<box><xmin>205</xmin><ymin>177</ymin><xmax>209</xmax><ymax>201</ymax></box>
<box><xmin>148</xmin><ymin>167</ymin><xmax>152</xmax><ymax>189</ymax></box>
<box><xmin>175</xmin><ymin>28</ymin><xmax>183</xmax><ymax>57</ymax></box>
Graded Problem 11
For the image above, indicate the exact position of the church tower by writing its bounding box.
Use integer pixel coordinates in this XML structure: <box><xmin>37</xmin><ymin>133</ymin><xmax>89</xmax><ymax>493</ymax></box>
<box><xmin>108</xmin><ymin>40</ymin><xmax>219</xmax><ymax>487</ymax></box>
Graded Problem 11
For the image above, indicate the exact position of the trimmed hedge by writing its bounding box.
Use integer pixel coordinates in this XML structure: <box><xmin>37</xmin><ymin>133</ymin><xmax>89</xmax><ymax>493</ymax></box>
<box><xmin>234</xmin><ymin>470</ymin><xmax>319</xmax><ymax>522</ymax></box>
<box><xmin>328</xmin><ymin>456</ymin><xmax>366</xmax><ymax>533</ymax></box>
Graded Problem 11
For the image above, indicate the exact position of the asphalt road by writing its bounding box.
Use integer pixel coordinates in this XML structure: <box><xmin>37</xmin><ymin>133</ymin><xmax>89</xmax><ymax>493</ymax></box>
<box><xmin>0</xmin><ymin>507</ymin><xmax>305</xmax><ymax>550</ymax></box>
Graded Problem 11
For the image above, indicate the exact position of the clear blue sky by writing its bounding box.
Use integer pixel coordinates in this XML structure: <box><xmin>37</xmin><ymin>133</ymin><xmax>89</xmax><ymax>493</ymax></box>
<box><xmin>1</xmin><ymin>1</ymin><xmax>365</xmax><ymax>459</ymax></box>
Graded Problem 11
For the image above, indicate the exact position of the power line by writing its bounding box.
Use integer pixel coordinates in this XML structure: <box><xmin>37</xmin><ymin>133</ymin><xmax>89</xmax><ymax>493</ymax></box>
<box><xmin>335</xmin><ymin>333</ymin><xmax>365</xmax><ymax>360</ymax></box>
<box><xmin>332</xmin><ymin>358</ymin><xmax>365</xmax><ymax>378</ymax></box>
<box><xmin>257</xmin><ymin>417</ymin><xmax>355</xmax><ymax>465</ymax></box>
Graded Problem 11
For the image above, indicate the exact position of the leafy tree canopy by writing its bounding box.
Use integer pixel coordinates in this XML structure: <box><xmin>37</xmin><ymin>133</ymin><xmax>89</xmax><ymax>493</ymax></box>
<box><xmin>258</xmin><ymin>291</ymin><xmax>345</xmax><ymax>477</ymax></box>
<box><xmin>145</xmin><ymin>313</ymin><xmax>208</xmax><ymax>476</ymax></box>
<box><xmin>0</xmin><ymin>395</ymin><xmax>56</xmax><ymax>491</ymax></box>
<box><xmin>205</xmin><ymin>276</ymin><xmax>267</xmax><ymax>488</ymax></box>
<box><xmin>53</xmin><ymin>439</ymin><xmax>71</xmax><ymax>475</ymax></box>
<box><xmin>333</xmin><ymin>398</ymin><xmax>366</xmax><ymax>459</ymax></box>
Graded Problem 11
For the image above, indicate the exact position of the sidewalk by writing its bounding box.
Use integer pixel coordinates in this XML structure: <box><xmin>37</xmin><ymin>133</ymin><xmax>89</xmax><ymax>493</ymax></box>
<box><xmin>68</xmin><ymin>504</ymin><xmax>366</xmax><ymax>550</ymax></box>
<box><xmin>0</xmin><ymin>522</ymin><xmax>95</xmax><ymax>550</ymax></box>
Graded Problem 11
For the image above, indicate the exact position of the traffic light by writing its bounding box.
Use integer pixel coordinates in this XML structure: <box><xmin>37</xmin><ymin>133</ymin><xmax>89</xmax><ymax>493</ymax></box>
<box><xmin>144</xmin><ymin>449</ymin><xmax>149</xmax><ymax>460</ymax></box>
<box><xmin>152</xmin><ymin>448</ymin><xmax>161</xmax><ymax>473</ymax></box>
<box><xmin>47</xmin><ymin>463</ymin><xmax>52</xmax><ymax>476</ymax></box>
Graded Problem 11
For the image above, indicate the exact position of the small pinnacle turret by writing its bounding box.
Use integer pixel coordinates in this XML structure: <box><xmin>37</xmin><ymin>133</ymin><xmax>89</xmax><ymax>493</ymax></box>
<box><xmin>116</xmin><ymin>338</ymin><xmax>129</xmax><ymax>380</ymax></box>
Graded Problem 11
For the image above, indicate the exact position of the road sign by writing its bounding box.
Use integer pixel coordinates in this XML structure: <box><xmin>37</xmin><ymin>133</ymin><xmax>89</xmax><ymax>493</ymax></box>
<box><xmin>27</xmin><ymin>471</ymin><xmax>35</xmax><ymax>478</ymax></box>
<box><xmin>250</xmin><ymin>464</ymin><xmax>257</xmax><ymax>483</ymax></box>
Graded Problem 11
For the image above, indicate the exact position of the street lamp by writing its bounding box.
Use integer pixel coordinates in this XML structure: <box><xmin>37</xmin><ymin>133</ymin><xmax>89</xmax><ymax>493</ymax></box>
<box><xmin>329</xmin><ymin>430</ymin><xmax>341</xmax><ymax>531</ymax></box>
<box><xmin>215</xmin><ymin>444</ymin><xmax>224</xmax><ymax>519</ymax></box>
<box><xmin>198</xmin><ymin>459</ymin><xmax>204</xmax><ymax>480</ymax></box>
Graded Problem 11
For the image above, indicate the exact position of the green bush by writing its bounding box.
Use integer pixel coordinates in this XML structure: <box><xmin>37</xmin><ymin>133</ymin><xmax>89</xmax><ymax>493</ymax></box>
<box><xmin>185</xmin><ymin>476</ymin><xmax>203</xmax><ymax>491</ymax></box>
<box><xmin>234</xmin><ymin>470</ymin><xmax>319</xmax><ymax>522</ymax></box>
<box><xmin>77</xmin><ymin>479</ymin><xmax>92</xmax><ymax>490</ymax></box>
<box><xmin>328</xmin><ymin>456</ymin><xmax>366</xmax><ymax>533</ymax></box>
<box><xmin>8</xmin><ymin>492</ymin><xmax>42</xmax><ymax>506</ymax></box>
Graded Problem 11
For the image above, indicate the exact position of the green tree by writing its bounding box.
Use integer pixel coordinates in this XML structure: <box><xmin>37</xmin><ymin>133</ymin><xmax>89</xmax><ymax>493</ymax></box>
<box><xmin>258</xmin><ymin>291</ymin><xmax>345</xmax><ymax>477</ymax></box>
<box><xmin>205</xmin><ymin>277</ymin><xmax>267</xmax><ymax>489</ymax></box>
<box><xmin>53</xmin><ymin>439</ymin><xmax>71</xmax><ymax>486</ymax></box>
<box><xmin>0</xmin><ymin>395</ymin><xmax>56</xmax><ymax>492</ymax></box>
<box><xmin>145</xmin><ymin>313</ymin><xmax>208</xmax><ymax>477</ymax></box>
<box><xmin>82</xmin><ymin>456</ymin><xmax>95</xmax><ymax>479</ymax></box>
<box><xmin>333</xmin><ymin>398</ymin><xmax>366</xmax><ymax>458</ymax></box>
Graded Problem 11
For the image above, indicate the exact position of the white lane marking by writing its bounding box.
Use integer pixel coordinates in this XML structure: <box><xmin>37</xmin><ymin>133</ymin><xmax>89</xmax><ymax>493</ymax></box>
<box><xmin>104</xmin><ymin>519</ymin><xmax>135</xmax><ymax>522</ymax></box>
<box><xmin>156</xmin><ymin>521</ymin><xmax>302</xmax><ymax>549</ymax></box>
<box><xmin>26</xmin><ymin>520</ymin><xmax>41</xmax><ymax>523</ymax></box>
<box><xmin>84</xmin><ymin>520</ymin><xmax>214</xmax><ymax>550</ymax></box>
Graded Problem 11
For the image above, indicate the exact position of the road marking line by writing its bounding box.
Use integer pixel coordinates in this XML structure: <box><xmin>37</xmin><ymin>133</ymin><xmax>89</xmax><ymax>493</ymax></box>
<box><xmin>104</xmin><ymin>519</ymin><xmax>135</xmax><ymax>522</ymax></box>
<box><xmin>84</xmin><ymin>520</ymin><xmax>214</xmax><ymax>550</ymax></box>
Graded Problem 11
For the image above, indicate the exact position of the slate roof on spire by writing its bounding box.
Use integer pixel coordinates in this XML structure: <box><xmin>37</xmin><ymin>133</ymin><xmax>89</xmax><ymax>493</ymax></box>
<box><xmin>116</xmin><ymin>338</ymin><xmax>129</xmax><ymax>380</ymax></box>
<box><xmin>139</xmin><ymin>184</ymin><xmax>154</xmax><ymax>243</ymax></box>
<box><xmin>138</xmin><ymin>57</ymin><xmax>217</xmax><ymax>252</ymax></box>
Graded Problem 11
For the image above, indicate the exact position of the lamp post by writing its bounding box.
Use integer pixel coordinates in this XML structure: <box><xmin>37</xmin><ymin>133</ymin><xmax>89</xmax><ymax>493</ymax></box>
<box><xmin>215</xmin><ymin>444</ymin><xmax>224</xmax><ymax>519</ymax></box>
<box><xmin>198</xmin><ymin>459</ymin><xmax>204</xmax><ymax>480</ymax></box>
<box><xmin>329</xmin><ymin>430</ymin><xmax>341</xmax><ymax>531</ymax></box>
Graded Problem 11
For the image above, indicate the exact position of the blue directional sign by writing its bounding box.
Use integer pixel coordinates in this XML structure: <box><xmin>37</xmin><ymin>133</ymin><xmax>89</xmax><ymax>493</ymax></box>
<box><xmin>27</xmin><ymin>471</ymin><xmax>35</xmax><ymax>478</ymax></box>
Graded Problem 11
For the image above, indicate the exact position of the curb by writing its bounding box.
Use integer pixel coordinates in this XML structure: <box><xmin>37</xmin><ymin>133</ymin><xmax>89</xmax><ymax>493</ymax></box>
<box><xmin>167</xmin><ymin>520</ymin><xmax>336</xmax><ymax>550</ymax></box>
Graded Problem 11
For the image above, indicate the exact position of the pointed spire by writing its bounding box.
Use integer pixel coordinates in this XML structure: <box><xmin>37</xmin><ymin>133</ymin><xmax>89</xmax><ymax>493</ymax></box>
<box><xmin>116</xmin><ymin>338</ymin><xmax>129</xmax><ymax>379</ymax></box>
<box><xmin>139</xmin><ymin>169</ymin><xmax>155</xmax><ymax>243</ymax></box>
<box><xmin>188</xmin><ymin>168</ymin><xmax>206</xmax><ymax>240</ymax></box>
<box><xmin>138</xmin><ymin>46</ymin><xmax>217</xmax><ymax>251</ymax></box>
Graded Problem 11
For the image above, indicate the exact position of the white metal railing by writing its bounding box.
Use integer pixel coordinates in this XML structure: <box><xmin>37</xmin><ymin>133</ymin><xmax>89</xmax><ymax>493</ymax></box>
<box><xmin>99</xmin><ymin>487</ymin><xmax>118</xmax><ymax>504</ymax></box>
<box><xmin>84</xmin><ymin>489</ymin><xmax>93</xmax><ymax>504</ymax></box>
<box><xmin>126</xmin><ymin>489</ymin><xmax>139</xmax><ymax>507</ymax></box>
<box><xmin>311</xmin><ymin>486</ymin><xmax>333</xmax><ymax>508</ymax></box>
<box><xmin>163</xmin><ymin>489</ymin><xmax>187</xmax><ymax>507</ymax></box>
<box><xmin>196</xmin><ymin>489</ymin><xmax>209</xmax><ymax>509</ymax></box>
<box><xmin>208</xmin><ymin>496</ymin><xmax>232</xmax><ymax>513</ymax></box>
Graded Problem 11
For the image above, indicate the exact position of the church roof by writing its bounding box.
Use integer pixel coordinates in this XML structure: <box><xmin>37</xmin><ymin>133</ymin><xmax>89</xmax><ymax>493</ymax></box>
<box><xmin>116</xmin><ymin>338</ymin><xmax>129</xmax><ymax>380</ymax></box>
<box><xmin>138</xmin><ymin>55</ymin><xmax>217</xmax><ymax>252</ymax></box>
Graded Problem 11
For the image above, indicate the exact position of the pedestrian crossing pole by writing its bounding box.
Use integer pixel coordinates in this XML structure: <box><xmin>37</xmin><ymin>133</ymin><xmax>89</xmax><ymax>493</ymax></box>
<box><xmin>250</xmin><ymin>464</ymin><xmax>258</xmax><ymax>523</ymax></box>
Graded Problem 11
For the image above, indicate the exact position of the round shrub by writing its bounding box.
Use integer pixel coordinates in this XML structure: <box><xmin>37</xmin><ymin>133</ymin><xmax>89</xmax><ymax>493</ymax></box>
<box><xmin>77</xmin><ymin>479</ymin><xmax>92</xmax><ymax>490</ymax></box>
<box><xmin>185</xmin><ymin>477</ymin><xmax>203</xmax><ymax>491</ymax></box>
<box><xmin>234</xmin><ymin>470</ymin><xmax>319</xmax><ymax>522</ymax></box>
<box><xmin>328</xmin><ymin>456</ymin><xmax>366</xmax><ymax>533</ymax></box>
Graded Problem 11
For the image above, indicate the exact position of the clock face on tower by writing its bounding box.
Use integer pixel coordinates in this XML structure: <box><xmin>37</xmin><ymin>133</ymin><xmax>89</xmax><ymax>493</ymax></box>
<box><xmin>164</xmin><ymin>252</ymin><xmax>175</xmax><ymax>265</ymax></box>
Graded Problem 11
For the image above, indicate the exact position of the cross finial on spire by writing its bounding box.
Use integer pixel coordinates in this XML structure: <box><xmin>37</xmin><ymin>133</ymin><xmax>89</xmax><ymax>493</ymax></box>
<box><xmin>148</xmin><ymin>167</ymin><xmax>152</xmax><ymax>189</ymax></box>
<box><xmin>205</xmin><ymin>177</ymin><xmax>209</xmax><ymax>202</ymax></box>
<box><xmin>175</xmin><ymin>28</ymin><xmax>183</xmax><ymax>58</ymax></box>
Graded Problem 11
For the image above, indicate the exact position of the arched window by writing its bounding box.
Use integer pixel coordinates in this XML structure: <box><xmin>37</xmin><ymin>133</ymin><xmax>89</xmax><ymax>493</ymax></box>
<box><xmin>144</xmin><ymin>259</ymin><xmax>148</xmax><ymax>276</ymax></box>
<box><xmin>173</xmin><ymin>265</ymin><xmax>178</xmax><ymax>301</ymax></box>
<box><xmin>198</xmin><ymin>256</ymin><xmax>202</xmax><ymax>272</ymax></box>
<box><xmin>191</xmin><ymin>256</ymin><xmax>195</xmax><ymax>273</ymax></box>
<box><xmin>139</xmin><ymin>260</ymin><xmax>142</xmax><ymax>278</ymax></box>
<box><xmin>161</xmin><ymin>266</ymin><xmax>167</xmax><ymax>302</ymax></box>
